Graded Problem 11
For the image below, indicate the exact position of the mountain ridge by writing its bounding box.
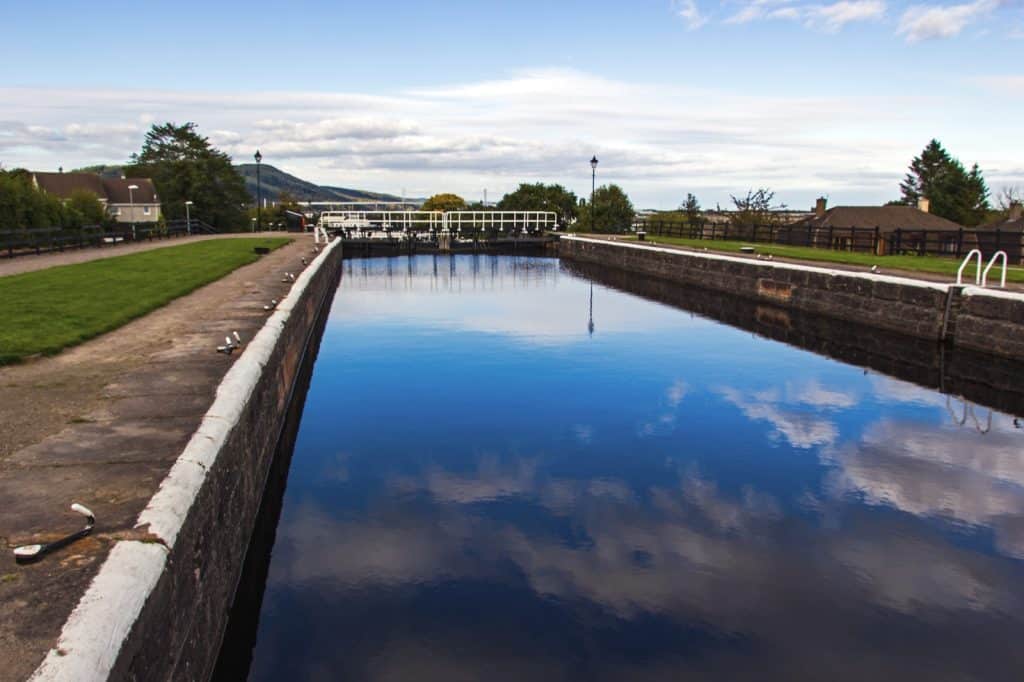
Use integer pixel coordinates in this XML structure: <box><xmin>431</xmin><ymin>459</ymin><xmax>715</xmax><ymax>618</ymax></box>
<box><xmin>236</xmin><ymin>163</ymin><xmax>413</xmax><ymax>204</ymax></box>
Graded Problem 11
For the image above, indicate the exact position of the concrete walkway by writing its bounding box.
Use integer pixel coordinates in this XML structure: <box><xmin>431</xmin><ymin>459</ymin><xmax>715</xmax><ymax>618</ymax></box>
<box><xmin>0</xmin><ymin>235</ymin><xmax>321</xmax><ymax>681</ymax></box>
<box><xmin>0</xmin><ymin>232</ymin><xmax>298</xmax><ymax>278</ymax></box>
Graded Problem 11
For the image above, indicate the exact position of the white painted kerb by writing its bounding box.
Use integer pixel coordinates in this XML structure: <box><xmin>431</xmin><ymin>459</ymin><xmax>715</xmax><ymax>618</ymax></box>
<box><xmin>30</xmin><ymin>237</ymin><xmax>342</xmax><ymax>682</ymax></box>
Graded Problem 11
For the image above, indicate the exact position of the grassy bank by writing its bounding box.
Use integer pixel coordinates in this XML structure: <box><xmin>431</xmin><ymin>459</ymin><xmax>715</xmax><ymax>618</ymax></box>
<box><xmin>617</xmin><ymin>234</ymin><xmax>1024</xmax><ymax>283</ymax></box>
<box><xmin>0</xmin><ymin>237</ymin><xmax>290</xmax><ymax>364</ymax></box>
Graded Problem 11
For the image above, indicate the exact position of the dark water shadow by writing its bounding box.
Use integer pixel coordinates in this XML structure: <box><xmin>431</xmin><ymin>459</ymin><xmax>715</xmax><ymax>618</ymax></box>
<box><xmin>210</xmin><ymin>273</ymin><xmax>336</xmax><ymax>682</ymax></box>
<box><xmin>562</xmin><ymin>259</ymin><xmax>1024</xmax><ymax>417</ymax></box>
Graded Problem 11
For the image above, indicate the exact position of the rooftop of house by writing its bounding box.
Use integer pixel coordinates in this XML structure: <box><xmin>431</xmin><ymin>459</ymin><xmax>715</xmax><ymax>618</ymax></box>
<box><xmin>32</xmin><ymin>172</ymin><xmax>159</xmax><ymax>204</ymax></box>
<box><xmin>794</xmin><ymin>199</ymin><xmax>964</xmax><ymax>231</ymax></box>
<box><xmin>982</xmin><ymin>203</ymin><xmax>1024</xmax><ymax>232</ymax></box>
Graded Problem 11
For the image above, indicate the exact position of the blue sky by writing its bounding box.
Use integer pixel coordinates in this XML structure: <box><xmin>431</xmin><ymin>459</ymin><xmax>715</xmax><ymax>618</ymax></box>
<box><xmin>2</xmin><ymin>0</ymin><xmax>1022</xmax><ymax>208</ymax></box>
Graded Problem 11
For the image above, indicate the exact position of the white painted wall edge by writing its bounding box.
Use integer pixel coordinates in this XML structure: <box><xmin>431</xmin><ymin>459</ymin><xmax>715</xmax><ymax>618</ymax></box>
<box><xmin>561</xmin><ymin>235</ymin><xmax>952</xmax><ymax>292</ymax></box>
<box><xmin>29</xmin><ymin>236</ymin><xmax>342</xmax><ymax>682</ymax></box>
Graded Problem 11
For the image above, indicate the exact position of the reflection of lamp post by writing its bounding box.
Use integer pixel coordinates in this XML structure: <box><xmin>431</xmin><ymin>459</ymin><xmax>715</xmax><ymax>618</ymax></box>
<box><xmin>254</xmin><ymin>149</ymin><xmax>263</xmax><ymax>231</ymax></box>
<box><xmin>589</xmin><ymin>156</ymin><xmax>598</xmax><ymax>234</ymax></box>
<box><xmin>128</xmin><ymin>184</ymin><xmax>139</xmax><ymax>240</ymax></box>
<box><xmin>588</xmin><ymin>282</ymin><xmax>595</xmax><ymax>337</ymax></box>
<box><xmin>184</xmin><ymin>200</ymin><xmax>193</xmax><ymax>235</ymax></box>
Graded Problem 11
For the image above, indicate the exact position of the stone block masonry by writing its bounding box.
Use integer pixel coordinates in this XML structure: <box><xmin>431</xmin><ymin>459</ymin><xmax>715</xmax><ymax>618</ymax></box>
<box><xmin>27</xmin><ymin>238</ymin><xmax>343</xmax><ymax>682</ymax></box>
<box><xmin>560</xmin><ymin>236</ymin><xmax>1024</xmax><ymax>360</ymax></box>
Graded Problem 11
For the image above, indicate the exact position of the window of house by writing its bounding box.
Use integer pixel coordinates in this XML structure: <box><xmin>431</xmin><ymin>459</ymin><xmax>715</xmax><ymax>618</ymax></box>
<box><xmin>111</xmin><ymin>207</ymin><xmax>121</xmax><ymax>215</ymax></box>
<box><xmin>143</xmin><ymin>206</ymin><xmax>151</xmax><ymax>215</ymax></box>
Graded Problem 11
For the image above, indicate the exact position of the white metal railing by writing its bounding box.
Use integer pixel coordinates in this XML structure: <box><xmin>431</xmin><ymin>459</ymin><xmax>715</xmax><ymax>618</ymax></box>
<box><xmin>317</xmin><ymin>210</ymin><xmax>443</xmax><ymax>233</ymax></box>
<box><xmin>441</xmin><ymin>211</ymin><xmax>558</xmax><ymax>234</ymax></box>
<box><xmin>982</xmin><ymin>250</ymin><xmax>1008</xmax><ymax>289</ymax></box>
<box><xmin>316</xmin><ymin>210</ymin><xmax>559</xmax><ymax>238</ymax></box>
<box><xmin>956</xmin><ymin>249</ymin><xmax>982</xmax><ymax>285</ymax></box>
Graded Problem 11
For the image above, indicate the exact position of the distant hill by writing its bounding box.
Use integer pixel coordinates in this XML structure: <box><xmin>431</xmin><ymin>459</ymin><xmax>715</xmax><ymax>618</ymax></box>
<box><xmin>74</xmin><ymin>162</ymin><xmax>409</xmax><ymax>205</ymax></box>
<box><xmin>235</xmin><ymin>164</ymin><xmax>411</xmax><ymax>204</ymax></box>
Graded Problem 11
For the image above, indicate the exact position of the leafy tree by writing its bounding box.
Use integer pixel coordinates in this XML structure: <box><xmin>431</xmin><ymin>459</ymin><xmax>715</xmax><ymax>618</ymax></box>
<box><xmin>681</xmin><ymin>193</ymin><xmax>701</xmax><ymax>224</ymax></box>
<box><xmin>0</xmin><ymin>168</ymin><xmax>74</xmax><ymax>229</ymax></box>
<box><xmin>498</xmin><ymin>183</ymin><xmax>579</xmax><ymax>226</ymax></box>
<box><xmin>126</xmin><ymin>122</ymin><xmax>250</xmax><ymax>230</ymax></box>
<box><xmin>421</xmin><ymin>193</ymin><xmax>467</xmax><ymax>212</ymax></box>
<box><xmin>578</xmin><ymin>184</ymin><xmax>634</xmax><ymax>233</ymax></box>
<box><xmin>899</xmin><ymin>139</ymin><xmax>990</xmax><ymax>226</ymax></box>
<box><xmin>67</xmin><ymin>190</ymin><xmax>109</xmax><ymax>227</ymax></box>
<box><xmin>730</xmin><ymin>188</ymin><xmax>782</xmax><ymax>227</ymax></box>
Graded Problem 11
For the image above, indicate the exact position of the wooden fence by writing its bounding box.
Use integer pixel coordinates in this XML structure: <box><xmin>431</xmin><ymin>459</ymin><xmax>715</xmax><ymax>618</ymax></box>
<box><xmin>641</xmin><ymin>220</ymin><xmax>1023</xmax><ymax>262</ymax></box>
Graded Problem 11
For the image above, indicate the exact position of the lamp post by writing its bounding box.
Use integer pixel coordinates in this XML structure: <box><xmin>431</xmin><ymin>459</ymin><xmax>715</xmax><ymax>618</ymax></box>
<box><xmin>254</xmin><ymin>149</ymin><xmax>263</xmax><ymax>232</ymax></box>
<box><xmin>184</xmin><ymin>200</ymin><xmax>194</xmax><ymax>235</ymax></box>
<box><xmin>589</xmin><ymin>156</ymin><xmax>598</xmax><ymax>234</ymax></box>
<box><xmin>128</xmin><ymin>184</ymin><xmax>139</xmax><ymax>240</ymax></box>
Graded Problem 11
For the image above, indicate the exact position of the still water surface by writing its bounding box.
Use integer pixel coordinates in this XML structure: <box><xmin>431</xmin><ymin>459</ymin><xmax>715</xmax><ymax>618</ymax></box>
<box><xmin>244</xmin><ymin>255</ymin><xmax>1024</xmax><ymax>681</ymax></box>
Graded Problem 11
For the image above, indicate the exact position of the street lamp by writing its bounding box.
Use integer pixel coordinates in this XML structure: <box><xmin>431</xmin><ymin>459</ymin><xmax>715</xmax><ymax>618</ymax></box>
<box><xmin>589</xmin><ymin>156</ymin><xmax>598</xmax><ymax>234</ymax></box>
<box><xmin>254</xmin><ymin>149</ymin><xmax>263</xmax><ymax>232</ymax></box>
<box><xmin>128</xmin><ymin>184</ymin><xmax>139</xmax><ymax>240</ymax></box>
<box><xmin>184</xmin><ymin>200</ymin><xmax>194</xmax><ymax>235</ymax></box>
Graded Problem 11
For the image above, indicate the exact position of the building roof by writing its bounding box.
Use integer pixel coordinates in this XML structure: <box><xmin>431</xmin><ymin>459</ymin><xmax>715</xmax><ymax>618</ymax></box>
<box><xmin>102</xmin><ymin>178</ymin><xmax>158</xmax><ymax>204</ymax></box>
<box><xmin>32</xmin><ymin>172</ymin><xmax>158</xmax><ymax>204</ymax></box>
<box><xmin>794</xmin><ymin>205</ymin><xmax>964</xmax><ymax>231</ymax></box>
<box><xmin>981</xmin><ymin>216</ymin><xmax>1024</xmax><ymax>233</ymax></box>
<box><xmin>33</xmin><ymin>172</ymin><xmax>106</xmax><ymax>199</ymax></box>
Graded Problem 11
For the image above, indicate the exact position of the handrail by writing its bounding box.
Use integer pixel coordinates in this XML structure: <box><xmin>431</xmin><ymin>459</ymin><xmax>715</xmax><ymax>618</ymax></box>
<box><xmin>981</xmin><ymin>250</ymin><xmax>1008</xmax><ymax>289</ymax></box>
<box><xmin>956</xmin><ymin>249</ymin><xmax>982</xmax><ymax>285</ymax></box>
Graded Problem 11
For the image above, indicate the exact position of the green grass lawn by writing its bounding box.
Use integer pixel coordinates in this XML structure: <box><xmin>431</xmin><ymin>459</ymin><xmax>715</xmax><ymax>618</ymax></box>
<box><xmin>616</xmin><ymin>234</ymin><xmax>1024</xmax><ymax>283</ymax></box>
<box><xmin>0</xmin><ymin>237</ymin><xmax>291</xmax><ymax>364</ymax></box>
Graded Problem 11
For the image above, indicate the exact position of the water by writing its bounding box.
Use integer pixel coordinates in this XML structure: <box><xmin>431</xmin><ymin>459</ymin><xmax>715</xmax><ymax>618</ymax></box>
<box><xmin>234</xmin><ymin>254</ymin><xmax>1024</xmax><ymax>681</ymax></box>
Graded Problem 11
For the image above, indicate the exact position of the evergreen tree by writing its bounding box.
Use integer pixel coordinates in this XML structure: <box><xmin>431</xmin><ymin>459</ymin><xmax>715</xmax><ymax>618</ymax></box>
<box><xmin>899</xmin><ymin>139</ymin><xmax>990</xmax><ymax>226</ymax></box>
<box><xmin>127</xmin><ymin>122</ymin><xmax>250</xmax><ymax>230</ymax></box>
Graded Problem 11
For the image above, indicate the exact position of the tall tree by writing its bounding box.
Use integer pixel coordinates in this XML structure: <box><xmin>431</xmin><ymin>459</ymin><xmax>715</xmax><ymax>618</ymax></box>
<box><xmin>579</xmin><ymin>184</ymin><xmax>634</xmax><ymax>233</ymax></box>
<box><xmin>681</xmin><ymin>193</ymin><xmax>701</xmax><ymax>224</ymax></box>
<box><xmin>899</xmin><ymin>139</ymin><xmax>990</xmax><ymax>226</ymax></box>
<box><xmin>498</xmin><ymin>183</ymin><xmax>579</xmax><ymax>226</ymax></box>
<box><xmin>127</xmin><ymin>122</ymin><xmax>250</xmax><ymax>230</ymax></box>
<box><xmin>421</xmin><ymin>193</ymin><xmax>467</xmax><ymax>212</ymax></box>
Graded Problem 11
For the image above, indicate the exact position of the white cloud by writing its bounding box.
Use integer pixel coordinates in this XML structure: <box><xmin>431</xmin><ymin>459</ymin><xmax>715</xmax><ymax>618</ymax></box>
<box><xmin>806</xmin><ymin>0</ymin><xmax>887</xmax><ymax>30</ymax></box>
<box><xmin>0</xmin><ymin>67</ymin><xmax>1020</xmax><ymax>207</ymax></box>
<box><xmin>726</xmin><ymin>0</ymin><xmax>885</xmax><ymax>28</ymax></box>
<box><xmin>897</xmin><ymin>0</ymin><xmax>998</xmax><ymax>42</ymax></box>
<box><xmin>672</xmin><ymin>0</ymin><xmax>708</xmax><ymax>29</ymax></box>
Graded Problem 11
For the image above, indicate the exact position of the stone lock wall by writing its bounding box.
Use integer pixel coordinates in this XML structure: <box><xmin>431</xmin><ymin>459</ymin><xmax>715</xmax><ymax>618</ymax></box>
<box><xmin>560</xmin><ymin>237</ymin><xmax>952</xmax><ymax>341</ymax></box>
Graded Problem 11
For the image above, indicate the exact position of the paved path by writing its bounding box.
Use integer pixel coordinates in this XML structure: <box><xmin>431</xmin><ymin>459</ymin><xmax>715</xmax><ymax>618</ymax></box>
<box><xmin>0</xmin><ymin>232</ymin><xmax>300</xmax><ymax>278</ymax></box>
<box><xmin>0</xmin><ymin>235</ymin><xmax>322</xmax><ymax>682</ymax></box>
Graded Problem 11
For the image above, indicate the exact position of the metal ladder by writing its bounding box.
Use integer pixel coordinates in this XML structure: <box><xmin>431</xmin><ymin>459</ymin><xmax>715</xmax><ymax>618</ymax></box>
<box><xmin>957</xmin><ymin>249</ymin><xmax>1008</xmax><ymax>288</ymax></box>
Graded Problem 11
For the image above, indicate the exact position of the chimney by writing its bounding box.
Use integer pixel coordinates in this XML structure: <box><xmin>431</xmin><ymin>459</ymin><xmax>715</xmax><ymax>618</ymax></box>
<box><xmin>917</xmin><ymin>197</ymin><xmax>930</xmax><ymax>213</ymax></box>
<box><xmin>814</xmin><ymin>197</ymin><xmax>827</xmax><ymax>218</ymax></box>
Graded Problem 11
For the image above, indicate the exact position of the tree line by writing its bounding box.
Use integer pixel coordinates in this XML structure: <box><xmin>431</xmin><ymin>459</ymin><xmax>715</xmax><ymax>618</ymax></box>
<box><xmin>420</xmin><ymin>182</ymin><xmax>636</xmax><ymax>233</ymax></box>
<box><xmin>676</xmin><ymin>139</ymin><xmax>1015</xmax><ymax>228</ymax></box>
<box><xmin>0</xmin><ymin>169</ymin><xmax>109</xmax><ymax>231</ymax></box>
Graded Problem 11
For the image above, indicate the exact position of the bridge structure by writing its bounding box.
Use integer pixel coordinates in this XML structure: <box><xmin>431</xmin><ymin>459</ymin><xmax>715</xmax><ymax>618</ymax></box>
<box><xmin>315</xmin><ymin>209</ymin><xmax>559</xmax><ymax>243</ymax></box>
<box><xmin>315</xmin><ymin>209</ymin><xmax>561</xmax><ymax>253</ymax></box>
